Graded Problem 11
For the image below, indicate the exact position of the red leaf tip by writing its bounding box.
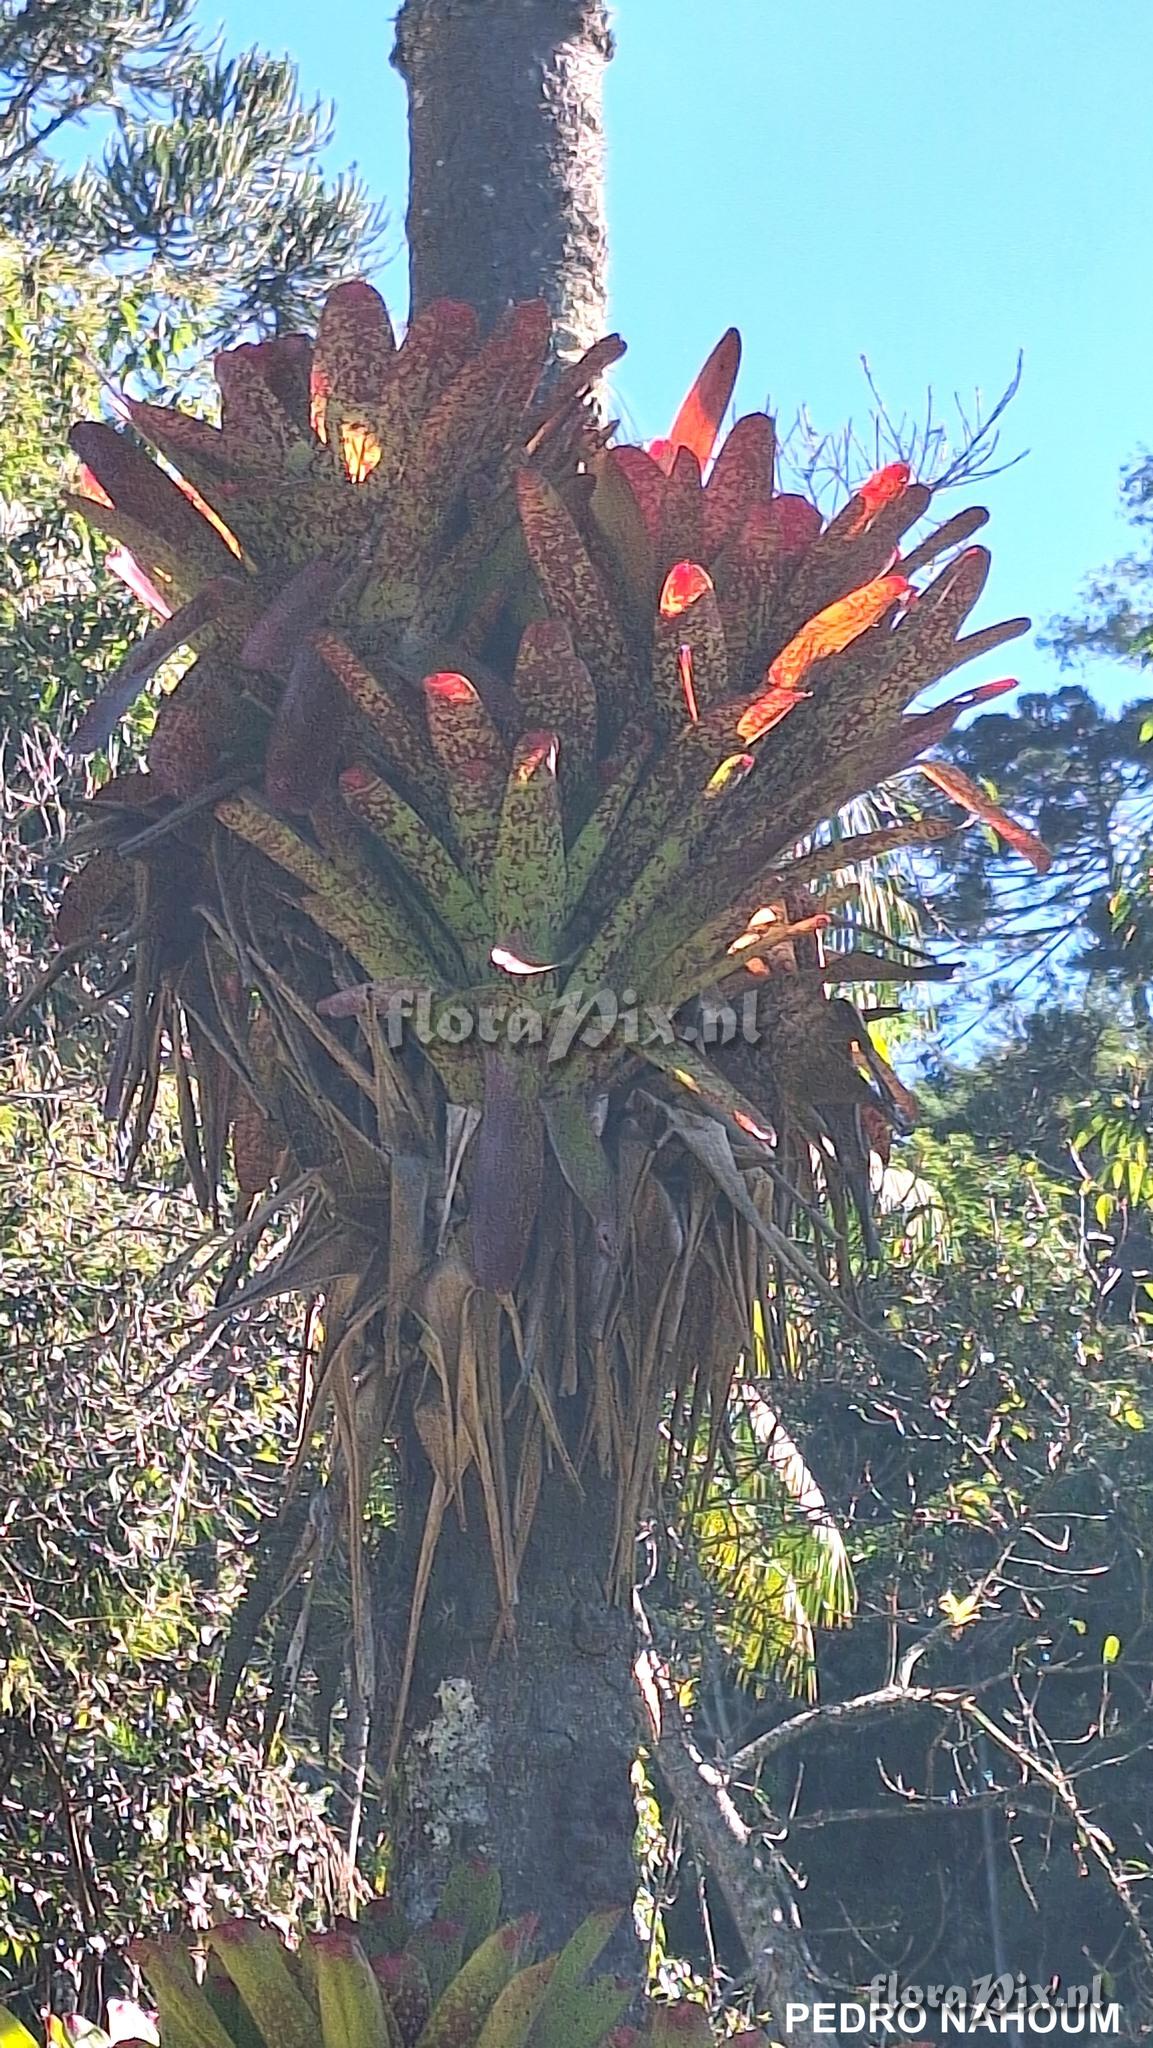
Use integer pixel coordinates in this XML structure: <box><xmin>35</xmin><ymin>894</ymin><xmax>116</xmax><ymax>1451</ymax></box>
<box><xmin>655</xmin><ymin>326</ymin><xmax>743</xmax><ymax>474</ymax></box>
<box><xmin>659</xmin><ymin>561</ymin><xmax>714</xmax><ymax>620</ymax></box>
<box><xmin>856</xmin><ymin>460</ymin><xmax>912</xmax><ymax>522</ymax></box>
<box><xmin>424</xmin><ymin>671</ymin><xmax>479</xmax><ymax>705</ymax></box>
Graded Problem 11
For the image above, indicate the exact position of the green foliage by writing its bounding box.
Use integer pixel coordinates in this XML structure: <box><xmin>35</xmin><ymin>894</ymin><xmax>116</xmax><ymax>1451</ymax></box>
<box><xmin>924</xmin><ymin>1001</ymin><xmax>1138</xmax><ymax>1161</ymax></box>
<box><xmin>684</xmin><ymin>1367</ymin><xmax>855</xmax><ymax>1702</ymax></box>
<box><xmin>0</xmin><ymin>245</ymin><xmax>207</xmax><ymax>722</ymax></box>
<box><xmin>924</xmin><ymin>1000</ymin><xmax>1153</xmax><ymax>1326</ymax></box>
<box><xmin>1043</xmin><ymin>449</ymin><xmax>1153</xmax><ymax>670</ymax></box>
<box><xmin>1074</xmin><ymin>1087</ymin><xmax>1153</xmax><ymax>1225</ymax></box>
<box><xmin>0</xmin><ymin>0</ymin><xmax>385</xmax><ymax>343</ymax></box>
<box><xmin>644</xmin><ymin>1077</ymin><xmax>1153</xmax><ymax>2014</ymax></box>
<box><xmin>0</xmin><ymin>1061</ymin><xmax>345</xmax><ymax>2015</ymax></box>
<box><xmin>0</xmin><ymin>20</ymin><xmax>388</xmax><ymax>1998</ymax></box>
<box><xmin>927</xmin><ymin>684</ymin><xmax>1153</xmax><ymax>1012</ymax></box>
<box><xmin>3</xmin><ymin>1869</ymin><xmax>744</xmax><ymax>2048</ymax></box>
<box><xmin>0</xmin><ymin>246</ymin><xmax>211</xmax><ymax>1022</ymax></box>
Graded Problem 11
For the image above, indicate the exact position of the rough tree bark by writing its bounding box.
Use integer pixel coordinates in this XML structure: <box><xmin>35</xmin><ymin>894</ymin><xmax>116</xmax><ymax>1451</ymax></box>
<box><xmin>392</xmin><ymin>0</ymin><xmax>612</xmax><ymax>356</ymax></box>
<box><xmin>381</xmin><ymin>0</ymin><xmax>636</xmax><ymax>1963</ymax></box>
<box><xmin>384</xmin><ymin>1455</ymin><xmax>639</xmax><ymax>1956</ymax></box>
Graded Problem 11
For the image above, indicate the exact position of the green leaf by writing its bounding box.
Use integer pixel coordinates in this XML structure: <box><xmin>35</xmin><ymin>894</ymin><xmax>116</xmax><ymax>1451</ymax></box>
<box><xmin>940</xmin><ymin>1589</ymin><xmax>980</xmax><ymax>1627</ymax></box>
<box><xmin>489</xmin><ymin>733</ymin><xmax>567</xmax><ymax>963</ymax></box>
<box><xmin>540</xmin><ymin>1909</ymin><xmax>622</xmax><ymax>2002</ymax></box>
<box><xmin>437</xmin><ymin>1859</ymin><xmax>503</xmax><ymax>1960</ymax></box>
<box><xmin>0</xmin><ymin>2005</ymin><xmax>42</xmax><ymax>2048</ymax></box>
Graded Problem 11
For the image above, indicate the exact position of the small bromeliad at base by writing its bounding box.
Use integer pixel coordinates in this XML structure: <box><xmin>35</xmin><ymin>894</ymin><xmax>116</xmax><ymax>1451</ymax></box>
<box><xmin>2</xmin><ymin>1860</ymin><xmax>771</xmax><ymax>2048</ymax></box>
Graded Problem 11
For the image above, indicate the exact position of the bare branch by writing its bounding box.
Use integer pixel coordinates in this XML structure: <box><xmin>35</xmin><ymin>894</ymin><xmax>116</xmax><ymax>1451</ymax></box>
<box><xmin>775</xmin><ymin>352</ymin><xmax>1027</xmax><ymax>512</ymax></box>
<box><xmin>728</xmin><ymin>1680</ymin><xmax>968</xmax><ymax>1776</ymax></box>
<box><xmin>635</xmin><ymin>1603</ymin><xmax>833</xmax><ymax>2046</ymax></box>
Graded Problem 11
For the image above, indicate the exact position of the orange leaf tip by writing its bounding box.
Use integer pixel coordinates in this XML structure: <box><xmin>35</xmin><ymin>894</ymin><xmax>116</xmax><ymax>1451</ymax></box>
<box><xmin>106</xmin><ymin>548</ymin><xmax>172</xmax><ymax>619</ymax></box>
<box><xmin>339</xmin><ymin>421</ymin><xmax>383</xmax><ymax>484</ymax></box>
<box><xmin>728</xmin><ymin>911</ymin><xmax>830</xmax><ymax>955</ymax></box>
<box><xmin>919</xmin><ymin>677</ymin><xmax>1019</xmax><ymax>716</ymax></box>
<box><xmin>852</xmin><ymin>460</ymin><xmax>912</xmax><ymax>529</ymax></box>
<box><xmin>424</xmin><ymin>670</ymin><xmax>479</xmax><ymax>705</ymax></box>
<box><xmin>77</xmin><ymin>463</ymin><xmax>114</xmax><ymax>508</ymax></box>
<box><xmin>966</xmin><ymin>676</ymin><xmax>1018</xmax><ymax>703</ymax></box>
<box><xmin>735</xmin><ymin>686</ymin><xmax>809</xmax><ymax>744</ymax></box>
<box><xmin>917</xmin><ymin>759</ymin><xmax>1052</xmax><ymax>874</ymax></box>
<box><xmin>656</xmin><ymin>327</ymin><xmax>743</xmax><ymax>474</ymax></box>
<box><xmin>174</xmin><ymin>472</ymin><xmax>243</xmax><ymax>557</ymax></box>
<box><xmin>659</xmin><ymin>561</ymin><xmax>713</xmax><ymax>620</ymax></box>
<box><xmin>768</xmin><ymin>572</ymin><xmax>911</xmax><ymax>694</ymax></box>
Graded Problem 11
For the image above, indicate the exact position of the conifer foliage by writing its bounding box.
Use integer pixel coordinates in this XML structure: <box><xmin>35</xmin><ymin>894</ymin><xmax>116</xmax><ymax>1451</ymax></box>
<box><xmin>0</xmin><ymin>0</ymin><xmax>383</xmax><ymax>340</ymax></box>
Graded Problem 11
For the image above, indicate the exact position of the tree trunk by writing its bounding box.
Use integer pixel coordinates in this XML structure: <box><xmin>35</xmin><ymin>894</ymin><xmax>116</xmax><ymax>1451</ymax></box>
<box><xmin>383</xmin><ymin>1452</ymin><xmax>639</xmax><ymax>1958</ymax></box>
<box><xmin>391</xmin><ymin>0</ymin><xmax>612</xmax><ymax>358</ymax></box>
<box><xmin>382</xmin><ymin>0</ymin><xmax>636</xmax><ymax>1963</ymax></box>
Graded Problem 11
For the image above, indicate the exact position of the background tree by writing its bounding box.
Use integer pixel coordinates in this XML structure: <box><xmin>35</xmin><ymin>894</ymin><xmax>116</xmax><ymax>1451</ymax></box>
<box><xmin>0</xmin><ymin>0</ymin><xmax>386</xmax><ymax>2006</ymax></box>
<box><xmin>1043</xmin><ymin>446</ymin><xmax>1153</xmax><ymax>672</ymax></box>
<box><xmin>926</xmin><ymin>685</ymin><xmax>1153</xmax><ymax>1027</ymax></box>
<box><xmin>0</xmin><ymin>0</ymin><xmax>385</xmax><ymax>342</ymax></box>
<box><xmin>646</xmin><ymin>1117</ymin><xmax>1153</xmax><ymax>2016</ymax></box>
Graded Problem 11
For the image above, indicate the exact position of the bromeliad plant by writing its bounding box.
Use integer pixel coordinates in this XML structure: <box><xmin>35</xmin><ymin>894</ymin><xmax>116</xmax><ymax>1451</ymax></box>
<box><xmin>1</xmin><ymin>1863</ymin><xmax>758</xmax><ymax>2048</ymax></box>
<box><xmin>53</xmin><ymin>280</ymin><xmax>1048</xmax><ymax>1671</ymax></box>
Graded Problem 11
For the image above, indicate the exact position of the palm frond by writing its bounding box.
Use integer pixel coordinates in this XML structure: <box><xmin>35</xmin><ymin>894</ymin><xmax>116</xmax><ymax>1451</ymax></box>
<box><xmin>689</xmin><ymin>1372</ymin><xmax>854</xmax><ymax>1701</ymax></box>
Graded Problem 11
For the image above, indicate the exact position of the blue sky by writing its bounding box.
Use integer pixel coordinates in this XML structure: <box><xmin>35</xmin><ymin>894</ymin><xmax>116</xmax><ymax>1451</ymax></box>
<box><xmin>201</xmin><ymin>0</ymin><xmax>1153</xmax><ymax>708</ymax></box>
